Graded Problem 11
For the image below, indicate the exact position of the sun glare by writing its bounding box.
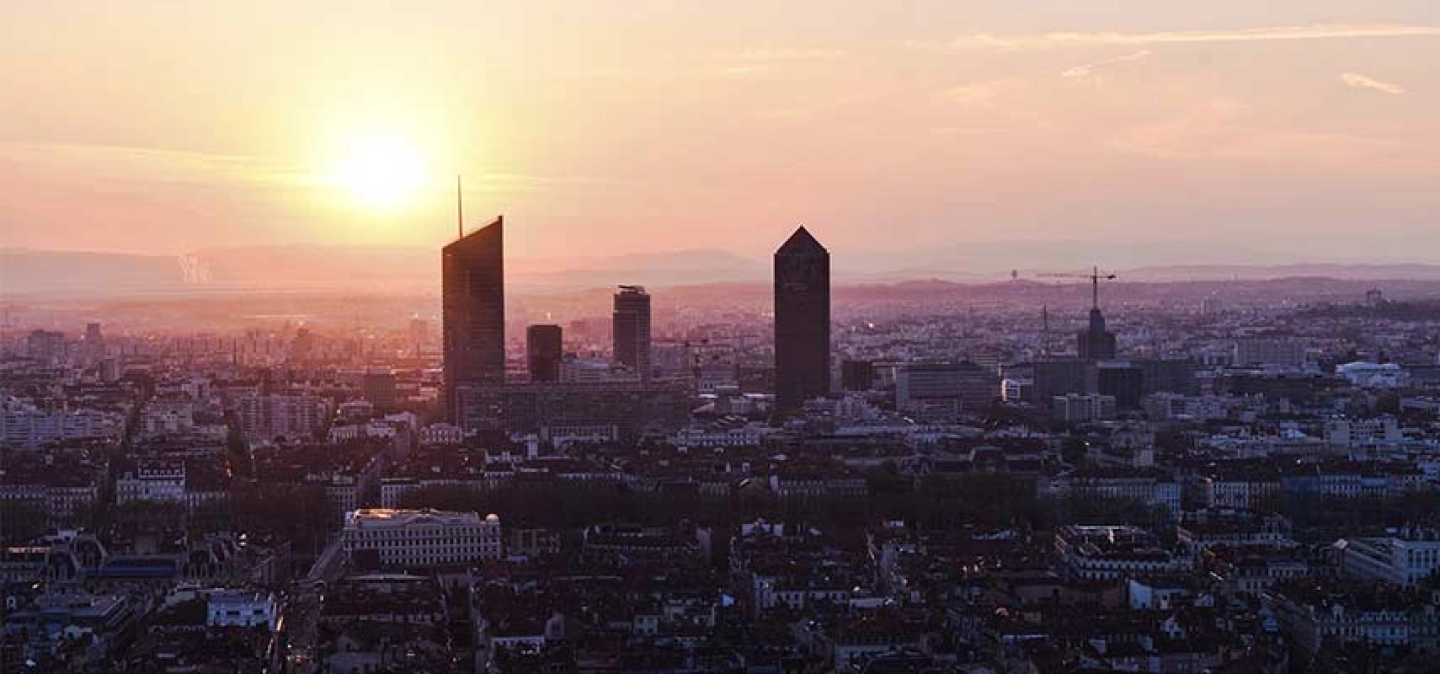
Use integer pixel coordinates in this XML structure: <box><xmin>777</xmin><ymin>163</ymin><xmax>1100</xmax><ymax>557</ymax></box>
<box><xmin>328</xmin><ymin>133</ymin><xmax>427</xmax><ymax>210</ymax></box>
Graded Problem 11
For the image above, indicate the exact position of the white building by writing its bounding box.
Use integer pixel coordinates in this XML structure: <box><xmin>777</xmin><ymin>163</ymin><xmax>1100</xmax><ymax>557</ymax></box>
<box><xmin>1055</xmin><ymin>525</ymin><xmax>1192</xmax><ymax>581</ymax></box>
<box><xmin>1042</xmin><ymin>469</ymin><xmax>1181</xmax><ymax>516</ymax></box>
<box><xmin>328</xmin><ymin>421</ymin><xmax>399</xmax><ymax>443</ymax></box>
<box><xmin>207</xmin><ymin>590</ymin><xmax>279</xmax><ymax>631</ymax></box>
<box><xmin>343</xmin><ymin>509</ymin><xmax>503</xmax><ymax>568</ymax></box>
<box><xmin>1053</xmin><ymin>394</ymin><xmax>1117</xmax><ymax>423</ymax></box>
<box><xmin>0</xmin><ymin>400</ymin><xmax>126</xmax><ymax>450</ymax></box>
<box><xmin>1337</xmin><ymin>532</ymin><xmax>1440</xmax><ymax>586</ymax></box>
<box><xmin>1335</xmin><ymin>362</ymin><xmax>1409</xmax><ymax>389</ymax></box>
<box><xmin>1324</xmin><ymin>417</ymin><xmax>1402</xmax><ymax>453</ymax></box>
<box><xmin>672</xmin><ymin>425</ymin><xmax>770</xmax><ymax>448</ymax></box>
<box><xmin>236</xmin><ymin>394</ymin><xmax>332</xmax><ymax>445</ymax></box>
<box><xmin>419</xmin><ymin>423</ymin><xmax>465</xmax><ymax>446</ymax></box>
<box><xmin>115</xmin><ymin>464</ymin><xmax>187</xmax><ymax>504</ymax></box>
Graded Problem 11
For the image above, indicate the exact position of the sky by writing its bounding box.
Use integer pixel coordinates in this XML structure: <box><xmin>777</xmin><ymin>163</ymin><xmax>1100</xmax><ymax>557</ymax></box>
<box><xmin>3</xmin><ymin>1</ymin><xmax>1440</xmax><ymax>266</ymax></box>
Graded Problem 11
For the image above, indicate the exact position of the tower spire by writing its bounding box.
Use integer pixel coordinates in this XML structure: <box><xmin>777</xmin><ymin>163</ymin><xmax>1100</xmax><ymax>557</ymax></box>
<box><xmin>1091</xmin><ymin>266</ymin><xmax>1100</xmax><ymax>311</ymax></box>
<box><xmin>456</xmin><ymin>175</ymin><xmax>464</xmax><ymax>239</ymax></box>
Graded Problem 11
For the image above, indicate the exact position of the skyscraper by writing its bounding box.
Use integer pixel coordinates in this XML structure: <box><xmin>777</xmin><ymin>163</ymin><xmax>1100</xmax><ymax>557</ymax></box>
<box><xmin>612</xmin><ymin>285</ymin><xmax>651</xmax><ymax>379</ymax></box>
<box><xmin>774</xmin><ymin>226</ymin><xmax>830</xmax><ymax>412</ymax></box>
<box><xmin>1074</xmin><ymin>267</ymin><xmax>1118</xmax><ymax>361</ymax></box>
<box><xmin>526</xmin><ymin>324</ymin><xmax>563</xmax><ymax>383</ymax></box>
<box><xmin>443</xmin><ymin>216</ymin><xmax>506</xmax><ymax>419</ymax></box>
<box><xmin>1077</xmin><ymin>307</ymin><xmax>1117</xmax><ymax>361</ymax></box>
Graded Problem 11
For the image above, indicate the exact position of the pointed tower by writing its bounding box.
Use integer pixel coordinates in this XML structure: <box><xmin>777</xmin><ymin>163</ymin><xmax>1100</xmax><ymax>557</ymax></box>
<box><xmin>443</xmin><ymin>216</ymin><xmax>506</xmax><ymax>420</ymax></box>
<box><xmin>774</xmin><ymin>226</ymin><xmax>831</xmax><ymax>412</ymax></box>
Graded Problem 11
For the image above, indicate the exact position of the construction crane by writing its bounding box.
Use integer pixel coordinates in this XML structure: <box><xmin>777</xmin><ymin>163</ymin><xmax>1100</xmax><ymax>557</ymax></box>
<box><xmin>1038</xmin><ymin>266</ymin><xmax>1117</xmax><ymax>311</ymax></box>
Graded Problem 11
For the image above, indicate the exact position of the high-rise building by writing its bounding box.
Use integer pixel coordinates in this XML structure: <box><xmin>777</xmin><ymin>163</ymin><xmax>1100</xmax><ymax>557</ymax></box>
<box><xmin>612</xmin><ymin>286</ymin><xmax>652</xmax><ymax>378</ymax></box>
<box><xmin>443</xmin><ymin>216</ymin><xmax>506</xmax><ymax>420</ymax></box>
<box><xmin>26</xmin><ymin>330</ymin><xmax>65</xmax><ymax>364</ymax></box>
<box><xmin>840</xmin><ymin>360</ymin><xmax>876</xmax><ymax>392</ymax></box>
<box><xmin>526</xmin><ymin>324</ymin><xmax>564</xmax><ymax>383</ymax></box>
<box><xmin>407</xmin><ymin>317</ymin><xmax>429</xmax><ymax>357</ymax></box>
<box><xmin>83</xmin><ymin>323</ymin><xmax>103</xmax><ymax>360</ymax></box>
<box><xmin>1077</xmin><ymin>306</ymin><xmax>1117</xmax><ymax>361</ymax></box>
<box><xmin>362</xmin><ymin>368</ymin><xmax>398</xmax><ymax>411</ymax></box>
<box><xmin>774</xmin><ymin>226</ymin><xmax>830</xmax><ymax>412</ymax></box>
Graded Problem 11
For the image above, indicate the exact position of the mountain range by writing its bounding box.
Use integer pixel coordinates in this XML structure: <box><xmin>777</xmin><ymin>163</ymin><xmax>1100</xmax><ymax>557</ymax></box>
<box><xmin>8</xmin><ymin>245</ymin><xmax>1440</xmax><ymax>298</ymax></box>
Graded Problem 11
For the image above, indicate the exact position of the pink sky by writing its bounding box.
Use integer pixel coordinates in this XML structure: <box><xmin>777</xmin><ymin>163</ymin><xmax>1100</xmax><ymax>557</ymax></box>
<box><xmin>3</xmin><ymin>1</ymin><xmax>1440</xmax><ymax>264</ymax></box>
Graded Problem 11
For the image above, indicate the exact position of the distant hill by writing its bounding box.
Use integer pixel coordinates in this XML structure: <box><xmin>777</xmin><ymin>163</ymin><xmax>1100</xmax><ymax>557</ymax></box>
<box><xmin>8</xmin><ymin>245</ymin><xmax>1440</xmax><ymax>298</ymax></box>
<box><xmin>0</xmin><ymin>249</ymin><xmax>190</xmax><ymax>295</ymax></box>
<box><xmin>0</xmin><ymin>246</ymin><xmax>769</xmax><ymax>297</ymax></box>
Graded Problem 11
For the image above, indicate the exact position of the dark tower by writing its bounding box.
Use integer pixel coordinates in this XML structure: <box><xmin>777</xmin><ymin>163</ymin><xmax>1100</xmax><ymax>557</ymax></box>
<box><xmin>443</xmin><ymin>216</ymin><xmax>506</xmax><ymax>419</ymax></box>
<box><xmin>612</xmin><ymin>285</ymin><xmax>652</xmax><ymax>378</ymax></box>
<box><xmin>774</xmin><ymin>226</ymin><xmax>830</xmax><ymax>412</ymax></box>
<box><xmin>526</xmin><ymin>324</ymin><xmax>563</xmax><ymax>383</ymax></box>
<box><xmin>1076</xmin><ymin>276</ymin><xmax>1117</xmax><ymax>361</ymax></box>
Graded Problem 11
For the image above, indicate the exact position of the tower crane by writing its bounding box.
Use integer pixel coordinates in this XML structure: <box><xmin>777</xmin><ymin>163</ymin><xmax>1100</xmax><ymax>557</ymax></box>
<box><xmin>1037</xmin><ymin>266</ymin><xmax>1117</xmax><ymax>310</ymax></box>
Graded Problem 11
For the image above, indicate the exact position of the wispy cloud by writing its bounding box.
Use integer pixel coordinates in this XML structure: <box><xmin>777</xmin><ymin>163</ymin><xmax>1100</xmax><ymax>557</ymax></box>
<box><xmin>1108</xmin><ymin>98</ymin><xmax>1401</xmax><ymax>164</ymax></box>
<box><xmin>942</xmin><ymin>80</ymin><xmax>1010</xmax><ymax>108</ymax></box>
<box><xmin>0</xmin><ymin>142</ymin><xmax>624</xmax><ymax>196</ymax></box>
<box><xmin>1340</xmin><ymin>72</ymin><xmax>1407</xmax><ymax>95</ymax></box>
<box><xmin>909</xmin><ymin>24</ymin><xmax>1440</xmax><ymax>54</ymax></box>
<box><xmin>716</xmin><ymin>48</ymin><xmax>846</xmax><ymax>61</ymax></box>
<box><xmin>1062</xmin><ymin>50</ymin><xmax>1152</xmax><ymax>79</ymax></box>
<box><xmin>0</xmin><ymin>142</ymin><xmax>294</xmax><ymax>186</ymax></box>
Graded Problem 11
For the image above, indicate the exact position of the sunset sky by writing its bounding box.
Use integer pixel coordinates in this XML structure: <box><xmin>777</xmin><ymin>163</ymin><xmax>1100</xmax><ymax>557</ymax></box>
<box><xmin>3</xmin><ymin>1</ymin><xmax>1440</xmax><ymax>265</ymax></box>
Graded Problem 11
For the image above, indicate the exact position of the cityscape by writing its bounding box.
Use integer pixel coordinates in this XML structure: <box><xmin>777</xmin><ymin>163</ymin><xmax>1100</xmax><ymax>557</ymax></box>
<box><xmin>7</xmin><ymin>2</ymin><xmax>1440</xmax><ymax>673</ymax></box>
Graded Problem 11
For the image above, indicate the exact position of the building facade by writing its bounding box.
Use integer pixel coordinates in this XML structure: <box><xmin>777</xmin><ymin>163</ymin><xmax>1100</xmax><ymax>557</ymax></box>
<box><xmin>443</xmin><ymin>216</ymin><xmax>506</xmax><ymax>422</ymax></box>
<box><xmin>526</xmin><ymin>324</ymin><xmax>563</xmax><ymax>383</ymax></box>
<box><xmin>612</xmin><ymin>286</ymin><xmax>652</xmax><ymax>378</ymax></box>
<box><xmin>343</xmin><ymin>508</ymin><xmax>503</xmax><ymax>568</ymax></box>
<box><xmin>774</xmin><ymin>226</ymin><xmax>830</xmax><ymax>412</ymax></box>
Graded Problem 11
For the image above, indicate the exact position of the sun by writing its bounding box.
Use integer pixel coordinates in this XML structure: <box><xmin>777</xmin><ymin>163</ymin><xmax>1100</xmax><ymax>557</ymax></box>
<box><xmin>327</xmin><ymin>132</ymin><xmax>427</xmax><ymax>210</ymax></box>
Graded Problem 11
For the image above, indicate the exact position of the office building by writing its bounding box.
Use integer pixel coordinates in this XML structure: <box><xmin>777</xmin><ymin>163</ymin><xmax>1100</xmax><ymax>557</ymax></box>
<box><xmin>236</xmin><ymin>393</ymin><xmax>332</xmax><ymax>446</ymax></box>
<box><xmin>1094</xmin><ymin>362</ymin><xmax>1144</xmax><ymax>409</ymax></box>
<box><xmin>26</xmin><ymin>330</ymin><xmax>65</xmax><ymax>364</ymax></box>
<box><xmin>83</xmin><ymin>323</ymin><xmax>104</xmax><ymax>359</ymax></box>
<box><xmin>362</xmin><ymin>368</ymin><xmax>398</xmax><ymax>411</ymax></box>
<box><xmin>612</xmin><ymin>285</ymin><xmax>652</xmax><ymax>378</ymax></box>
<box><xmin>443</xmin><ymin>216</ymin><xmax>506</xmax><ymax>420</ymax></box>
<box><xmin>1032</xmin><ymin>359</ymin><xmax>1090</xmax><ymax>403</ymax></box>
<box><xmin>207</xmin><ymin>591</ymin><xmax>279</xmax><ymax>631</ymax></box>
<box><xmin>840</xmin><ymin>360</ymin><xmax>876</xmax><ymax>392</ymax></box>
<box><xmin>774</xmin><ymin>226</ymin><xmax>830</xmax><ymax>412</ymax></box>
<box><xmin>527</xmin><ymin>324</ymin><xmax>564</xmax><ymax>383</ymax></box>
<box><xmin>895</xmin><ymin>362</ymin><xmax>999</xmax><ymax>417</ymax></box>
<box><xmin>1337</xmin><ymin>532</ymin><xmax>1440</xmax><ymax>586</ymax></box>
<box><xmin>1053</xmin><ymin>394</ymin><xmax>1118</xmax><ymax>423</ymax></box>
<box><xmin>455</xmin><ymin>380</ymin><xmax>694</xmax><ymax>442</ymax></box>
<box><xmin>1234</xmin><ymin>338</ymin><xmax>1305</xmax><ymax>368</ymax></box>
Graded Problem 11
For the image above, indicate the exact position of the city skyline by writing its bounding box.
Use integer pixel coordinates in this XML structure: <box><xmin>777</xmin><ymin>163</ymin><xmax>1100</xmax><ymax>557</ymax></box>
<box><xmin>4</xmin><ymin>1</ymin><xmax>1440</xmax><ymax>264</ymax></box>
<box><xmin>9</xmin><ymin>4</ymin><xmax>1440</xmax><ymax>672</ymax></box>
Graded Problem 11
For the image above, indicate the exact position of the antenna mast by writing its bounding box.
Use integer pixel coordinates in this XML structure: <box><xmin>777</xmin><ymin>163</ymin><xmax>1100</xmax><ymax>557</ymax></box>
<box><xmin>456</xmin><ymin>175</ymin><xmax>464</xmax><ymax>239</ymax></box>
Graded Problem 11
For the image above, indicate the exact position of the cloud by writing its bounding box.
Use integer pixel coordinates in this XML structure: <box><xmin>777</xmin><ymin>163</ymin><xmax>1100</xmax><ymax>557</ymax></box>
<box><xmin>1062</xmin><ymin>50</ymin><xmax>1152</xmax><ymax>79</ymax></box>
<box><xmin>1108</xmin><ymin>98</ymin><xmax>1401</xmax><ymax>164</ymax></box>
<box><xmin>1340</xmin><ymin>72</ymin><xmax>1407</xmax><ymax>95</ymax></box>
<box><xmin>942</xmin><ymin>80</ymin><xmax>1010</xmax><ymax>108</ymax></box>
<box><xmin>909</xmin><ymin>24</ymin><xmax>1440</xmax><ymax>54</ymax></box>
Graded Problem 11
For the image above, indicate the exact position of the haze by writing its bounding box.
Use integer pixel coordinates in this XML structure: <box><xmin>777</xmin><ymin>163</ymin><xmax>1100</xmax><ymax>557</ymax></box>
<box><xmin>3</xmin><ymin>1</ymin><xmax>1440</xmax><ymax>265</ymax></box>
